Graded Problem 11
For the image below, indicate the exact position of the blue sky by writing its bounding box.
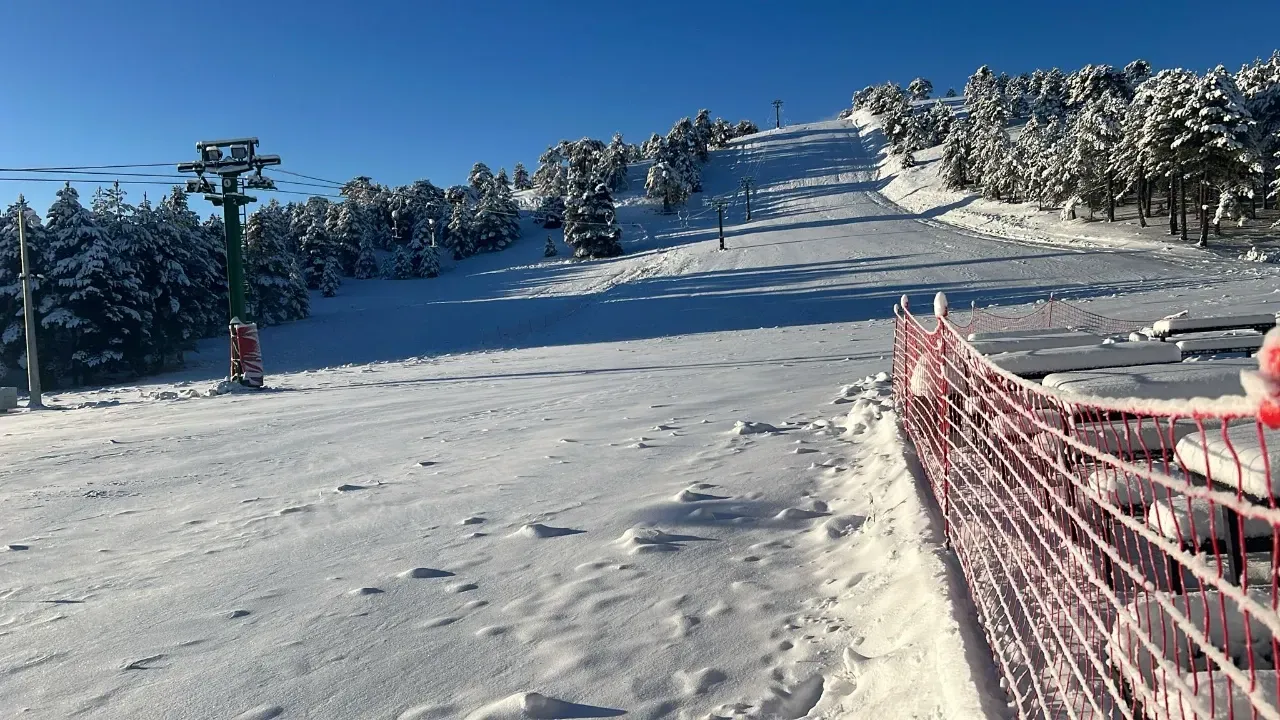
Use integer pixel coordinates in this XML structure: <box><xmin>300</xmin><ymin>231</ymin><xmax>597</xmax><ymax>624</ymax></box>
<box><xmin>4</xmin><ymin>0</ymin><xmax>1280</xmax><ymax>215</ymax></box>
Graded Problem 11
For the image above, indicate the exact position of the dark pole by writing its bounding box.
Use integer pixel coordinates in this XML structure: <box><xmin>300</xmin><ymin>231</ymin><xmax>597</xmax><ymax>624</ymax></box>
<box><xmin>221</xmin><ymin>175</ymin><xmax>247</xmax><ymax>323</ymax></box>
<box><xmin>717</xmin><ymin>204</ymin><xmax>725</xmax><ymax>250</ymax></box>
<box><xmin>740</xmin><ymin>177</ymin><xmax>753</xmax><ymax>221</ymax></box>
<box><xmin>772</xmin><ymin>100</ymin><xmax>783</xmax><ymax>129</ymax></box>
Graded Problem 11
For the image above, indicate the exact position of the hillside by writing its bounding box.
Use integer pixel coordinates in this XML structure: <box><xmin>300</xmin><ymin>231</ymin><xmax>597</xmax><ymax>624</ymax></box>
<box><xmin>2</xmin><ymin>120</ymin><xmax>1278</xmax><ymax>719</ymax></box>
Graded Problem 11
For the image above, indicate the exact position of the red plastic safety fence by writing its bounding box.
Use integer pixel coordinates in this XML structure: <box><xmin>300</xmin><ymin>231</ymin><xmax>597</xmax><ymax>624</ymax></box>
<box><xmin>892</xmin><ymin>296</ymin><xmax>1280</xmax><ymax>719</ymax></box>
<box><xmin>954</xmin><ymin>295</ymin><xmax>1149</xmax><ymax>337</ymax></box>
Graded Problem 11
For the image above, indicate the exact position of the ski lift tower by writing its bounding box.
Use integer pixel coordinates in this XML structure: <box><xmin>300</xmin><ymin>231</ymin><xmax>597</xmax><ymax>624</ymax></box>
<box><xmin>178</xmin><ymin>138</ymin><xmax>281</xmax><ymax>387</ymax></box>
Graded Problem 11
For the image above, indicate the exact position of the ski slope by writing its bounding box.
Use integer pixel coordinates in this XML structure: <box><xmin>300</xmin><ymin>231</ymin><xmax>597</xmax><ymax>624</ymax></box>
<box><xmin>2</xmin><ymin>121</ymin><xmax>1277</xmax><ymax>719</ymax></box>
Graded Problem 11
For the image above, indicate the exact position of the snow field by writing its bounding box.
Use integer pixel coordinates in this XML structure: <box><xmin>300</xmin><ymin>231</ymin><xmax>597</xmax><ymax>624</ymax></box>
<box><xmin>5</xmin><ymin>117</ymin><xmax>1279</xmax><ymax>718</ymax></box>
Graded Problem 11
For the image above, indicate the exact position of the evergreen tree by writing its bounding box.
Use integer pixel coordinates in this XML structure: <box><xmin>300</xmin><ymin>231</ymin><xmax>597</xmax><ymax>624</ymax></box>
<box><xmin>495</xmin><ymin>167</ymin><xmax>511</xmax><ymax>189</ymax></box>
<box><xmin>646</xmin><ymin>158</ymin><xmax>689</xmax><ymax>212</ymax></box>
<box><xmin>512</xmin><ymin>162</ymin><xmax>532</xmax><ymax>190</ymax></box>
<box><xmin>1067</xmin><ymin>64</ymin><xmax>1128</xmax><ymax>110</ymax></box>
<box><xmin>319</xmin><ymin>254</ymin><xmax>341</xmax><ymax>297</ymax></box>
<box><xmin>91</xmin><ymin>183</ymin><xmax>153</xmax><ymax>372</ymax></box>
<box><xmin>1030</xmin><ymin>67</ymin><xmax>1068</xmax><ymax>121</ymax></box>
<box><xmin>940</xmin><ymin>118</ymin><xmax>972</xmax><ymax>190</ymax></box>
<box><xmin>710</xmin><ymin>118</ymin><xmax>733</xmax><ymax>148</ymax></box>
<box><xmin>391</xmin><ymin>243</ymin><xmax>414</xmax><ymax>279</ymax></box>
<box><xmin>598</xmin><ymin>133</ymin><xmax>631</xmax><ymax>192</ymax></box>
<box><xmin>1236</xmin><ymin>53</ymin><xmax>1280</xmax><ymax>212</ymax></box>
<box><xmin>411</xmin><ymin>221</ymin><xmax>440</xmax><ymax>278</ymax></box>
<box><xmin>531</xmin><ymin>146</ymin><xmax>567</xmax><ymax>198</ymax></box>
<box><xmin>926</xmin><ymin>100</ymin><xmax>955</xmax><ymax>145</ymax></box>
<box><xmin>945</xmin><ymin>88</ymin><xmax>958</xmax><ymax>98</ymax></box>
<box><xmin>1123</xmin><ymin>60</ymin><xmax>1152</xmax><ymax>92</ymax></box>
<box><xmin>161</xmin><ymin>186</ymin><xmax>221</xmax><ymax>343</ymax></box>
<box><xmin>244</xmin><ymin>201</ymin><xmax>310</xmax><ymax>325</ymax></box>
<box><xmin>468</xmin><ymin>162</ymin><xmax>494</xmax><ymax>193</ymax></box>
<box><xmin>473</xmin><ymin>178</ymin><xmax>520</xmax><ymax>253</ymax></box>
<box><xmin>907</xmin><ymin>77</ymin><xmax>933</xmax><ymax>101</ymax></box>
<box><xmin>41</xmin><ymin>184</ymin><xmax>141</xmax><ymax>384</ymax></box>
<box><xmin>641</xmin><ymin>133</ymin><xmax>663</xmax><ymax>159</ymax></box>
<box><xmin>1172</xmin><ymin>66</ymin><xmax>1257</xmax><ymax>246</ymax></box>
<box><xmin>0</xmin><ymin>203</ymin><xmax>47</xmax><ymax>380</ymax></box>
<box><xmin>544</xmin><ymin>235</ymin><xmax>558</xmax><ymax>257</ymax></box>
<box><xmin>534</xmin><ymin>195</ymin><xmax>564</xmax><ymax>228</ymax></box>
<box><xmin>297</xmin><ymin>211</ymin><xmax>333</xmax><ymax>289</ymax></box>
<box><xmin>353</xmin><ymin>233</ymin><xmax>380</xmax><ymax>279</ymax></box>
<box><xmin>1072</xmin><ymin>91</ymin><xmax>1127</xmax><ymax>219</ymax></box>
<box><xmin>566</xmin><ymin>138</ymin><xmax>608</xmax><ymax>200</ymax></box>
<box><xmin>326</xmin><ymin>201</ymin><xmax>366</xmax><ymax>275</ymax></box>
<box><xmin>563</xmin><ymin>183</ymin><xmax>622</xmax><ymax>259</ymax></box>
<box><xmin>445</xmin><ymin>195</ymin><xmax>475</xmax><ymax>260</ymax></box>
<box><xmin>693</xmin><ymin>109</ymin><xmax>713</xmax><ymax>162</ymax></box>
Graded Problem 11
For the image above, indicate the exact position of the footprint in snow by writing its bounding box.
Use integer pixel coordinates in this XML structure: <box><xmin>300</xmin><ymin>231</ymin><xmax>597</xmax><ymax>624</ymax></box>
<box><xmin>460</xmin><ymin>516</ymin><xmax>486</xmax><ymax>526</ymax></box>
<box><xmin>232</xmin><ymin>707</ymin><xmax>284</xmax><ymax>720</ymax></box>
<box><xmin>350</xmin><ymin>587</ymin><xmax>384</xmax><ymax>596</ymax></box>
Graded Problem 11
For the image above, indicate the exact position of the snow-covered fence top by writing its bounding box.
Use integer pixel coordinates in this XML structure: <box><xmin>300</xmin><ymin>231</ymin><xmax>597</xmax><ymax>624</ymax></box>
<box><xmin>892</xmin><ymin>292</ymin><xmax>1280</xmax><ymax>720</ymax></box>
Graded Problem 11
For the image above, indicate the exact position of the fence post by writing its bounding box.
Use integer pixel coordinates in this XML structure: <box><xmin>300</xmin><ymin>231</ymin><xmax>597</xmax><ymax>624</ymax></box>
<box><xmin>934</xmin><ymin>292</ymin><xmax>953</xmax><ymax>546</ymax></box>
<box><xmin>1047</xmin><ymin>291</ymin><xmax>1055</xmax><ymax>328</ymax></box>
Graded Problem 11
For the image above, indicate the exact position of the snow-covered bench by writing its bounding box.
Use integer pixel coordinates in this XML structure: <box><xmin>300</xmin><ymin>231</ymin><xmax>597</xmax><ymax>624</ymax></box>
<box><xmin>1176</xmin><ymin>424</ymin><xmax>1280</xmax><ymax>501</ymax></box>
<box><xmin>0</xmin><ymin>387</ymin><xmax>15</xmax><ymax>412</ymax></box>
<box><xmin>1176</xmin><ymin>334</ymin><xmax>1267</xmax><ymax>358</ymax></box>
<box><xmin>968</xmin><ymin>330</ymin><xmax>1108</xmax><ymax>355</ymax></box>
<box><xmin>1109</xmin><ymin>589</ymin><xmax>1277</xmax><ymax>718</ymax></box>
<box><xmin>986</xmin><ymin>342</ymin><xmax>1182</xmax><ymax>379</ymax></box>
<box><xmin>1150</xmin><ymin>313</ymin><xmax>1278</xmax><ymax>340</ymax></box>
<box><xmin>1043</xmin><ymin>358</ymin><xmax>1253</xmax><ymax>402</ymax></box>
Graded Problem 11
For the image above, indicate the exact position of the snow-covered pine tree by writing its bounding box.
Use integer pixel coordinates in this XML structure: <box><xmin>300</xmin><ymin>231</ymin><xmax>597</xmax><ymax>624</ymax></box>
<box><xmin>940</xmin><ymin>118</ymin><xmax>972</xmax><ymax>190</ymax></box>
<box><xmin>0</xmin><ymin>202</ymin><xmax>48</xmax><ymax>379</ymax></box>
<box><xmin>566</xmin><ymin>138</ymin><xmax>607</xmax><ymax>200</ymax></box>
<box><xmin>1236</xmin><ymin>53</ymin><xmax>1280</xmax><ymax>212</ymax></box>
<box><xmin>469</xmin><ymin>162</ymin><xmax>495</xmax><ymax>193</ymax></box>
<box><xmin>512</xmin><ymin>162</ymin><xmax>532</xmax><ymax>190</ymax></box>
<box><xmin>1123</xmin><ymin>60</ymin><xmax>1152</xmax><ymax>94</ymax></box>
<box><xmin>641</xmin><ymin>133</ymin><xmax>663</xmax><ymax>159</ymax></box>
<box><xmin>353</xmin><ymin>232</ymin><xmax>380</xmax><ymax>279</ymax></box>
<box><xmin>926</xmin><ymin>100</ymin><xmax>954</xmax><ymax>146</ymax></box>
<box><xmin>598</xmin><ymin>133</ymin><xmax>630</xmax><ymax>192</ymax></box>
<box><xmin>563</xmin><ymin>183</ymin><xmax>622</xmax><ymax>259</ymax></box>
<box><xmin>472</xmin><ymin>178</ymin><xmax>520</xmax><ymax>253</ymax></box>
<box><xmin>1172</xmin><ymin>66</ymin><xmax>1257</xmax><ymax>245</ymax></box>
<box><xmin>40</xmin><ymin>184</ymin><xmax>142</xmax><ymax>384</ymax></box>
<box><xmin>161</xmin><ymin>186</ymin><xmax>223</xmax><ymax>342</ymax></box>
<box><xmin>496</xmin><ymin>168</ymin><xmax>511</xmax><ymax>190</ymax></box>
<box><xmin>200</xmin><ymin>213</ymin><xmax>228</xmax><ymax>332</ymax></box>
<box><xmin>244</xmin><ymin>201</ymin><xmax>310</xmax><ymax>325</ymax></box>
<box><xmin>1030</xmin><ymin>67</ymin><xmax>1068</xmax><ymax>121</ymax></box>
<box><xmin>319</xmin><ymin>254</ymin><xmax>341</xmax><ymax>297</ymax></box>
<box><xmin>1016</xmin><ymin>116</ymin><xmax>1049</xmax><ymax>207</ymax></box>
<box><xmin>544</xmin><ymin>235</ymin><xmax>558</xmax><ymax>257</ymax></box>
<box><xmin>867</xmin><ymin>82</ymin><xmax>906</xmax><ymax>115</ymax></box>
<box><xmin>1039</xmin><ymin>118</ymin><xmax>1078</xmax><ymax>210</ymax></box>
<box><xmin>1067</xmin><ymin>64</ymin><xmax>1128</xmax><ymax>111</ymax></box>
<box><xmin>907</xmin><ymin>77</ymin><xmax>933</xmax><ymax>101</ymax></box>
<box><xmin>734</xmin><ymin>120</ymin><xmax>759</xmax><ymax>138</ymax></box>
<box><xmin>1072</xmin><ymin>91</ymin><xmax>1127</xmax><ymax>219</ymax></box>
<box><xmin>945</xmin><ymin>88</ymin><xmax>958</xmax><ymax>98</ymax></box>
<box><xmin>445</xmin><ymin>194</ymin><xmax>475</xmax><ymax>260</ymax></box>
<box><xmin>664</xmin><ymin>119</ymin><xmax>702</xmax><ymax>193</ymax></box>
<box><xmin>975</xmin><ymin>123</ymin><xmax>1014</xmax><ymax>200</ymax></box>
<box><xmin>391</xmin><ymin>243</ymin><xmax>414</xmax><ymax>279</ymax></box>
<box><xmin>297</xmin><ymin>209</ymin><xmax>333</xmax><ymax>288</ymax></box>
<box><xmin>93</xmin><ymin>183</ymin><xmax>159</xmax><ymax>372</ymax></box>
<box><xmin>531</xmin><ymin>147</ymin><xmax>567</xmax><ymax>198</ymax></box>
<box><xmin>710</xmin><ymin>118</ymin><xmax>733</xmax><ymax>148</ymax></box>
<box><xmin>326</xmin><ymin>201</ymin><xmax>365</xmax><ymax>275</ymax></box>
<box><xmin>693</xmin><ymin>109</ymin><xmax>713</xmax><ymax>162</ymax></box>
<box><xmin>411</xmin><ymin>221</ymin><xmax>440</xmax><ymax>278</ymax></box>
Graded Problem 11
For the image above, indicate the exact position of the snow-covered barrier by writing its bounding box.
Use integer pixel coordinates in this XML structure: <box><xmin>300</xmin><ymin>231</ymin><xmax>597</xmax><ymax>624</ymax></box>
<box><xmin>892</xmin><ymin>294</ymin><xmax>1280</xmax><ymax>719</ymax></box>
<box><xmin>0</xmin><ymin>386</ymin><xmax>15</xmax><ymax>412</ymax></box>
<box><xmin>1151</xmin><ymin>313</ymin><xmax>1278</xmax><ymax>339</ymax></box>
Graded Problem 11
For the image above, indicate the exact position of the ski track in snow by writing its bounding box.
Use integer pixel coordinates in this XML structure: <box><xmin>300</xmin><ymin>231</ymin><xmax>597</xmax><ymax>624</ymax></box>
<box><xmin>2</xmin><ymin>121</ymin><xmax>1277</xmax><ymax>719</ymax></box>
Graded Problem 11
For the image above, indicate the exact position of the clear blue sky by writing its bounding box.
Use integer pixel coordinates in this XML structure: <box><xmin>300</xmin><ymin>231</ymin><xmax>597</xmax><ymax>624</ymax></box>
<box><xmin>4</xmin><ymin>0</ymin><xmax>1279</xmax><ymax>215</ymax></box>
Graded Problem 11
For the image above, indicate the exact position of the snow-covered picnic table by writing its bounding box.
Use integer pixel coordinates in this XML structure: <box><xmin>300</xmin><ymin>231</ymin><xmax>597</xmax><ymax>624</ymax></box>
<box><xmin>967</xmin><ymin>329</ymin><xmax>1107</xmax><ymax>355</ymax></box>
<box><xmin>1042</xmin><ymin>358</ymin><xmax>1253</xmax><ymax>402</ymax></box>
<box><xmin>1150</xmin><ymin>313</ymin><xmax>1278</xmax><ymax>339</ymax></box>
<box><xmin>985</xmin><ymin>341</ymin><xmax>1182</xmax><ymax>379</ymax></box>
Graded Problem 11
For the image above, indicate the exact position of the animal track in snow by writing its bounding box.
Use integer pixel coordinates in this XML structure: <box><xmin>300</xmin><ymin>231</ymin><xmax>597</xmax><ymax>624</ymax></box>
<box><xmin>674</xmin><ymin>667</ymin><xmax>728</xmax><ymax>696</ymax></box>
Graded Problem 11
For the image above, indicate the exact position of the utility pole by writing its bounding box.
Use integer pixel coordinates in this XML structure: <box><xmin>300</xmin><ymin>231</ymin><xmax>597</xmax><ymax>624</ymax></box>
<box><xmin>706</xmin><ymin>197</ymin><xmax>730</xmax><ymax>250</ymax></box>
<box><xmin>16</xmin><ymin>195</ymin><xmax>42</xmax><ymax>409</ymax></box>
<box><xmin>772</xmin><ymin>99</ymin><xmax>784</xmax><ymax>129</ymax></box>
<box><xmin>178</xmin><ymin>138</ymin><xmax>280</xmax><ymax>386</ymax></box>
<box><xmin>740</xmin><ymin>177</ymin><xmax>754</xmax><ymax>221</ymax></box>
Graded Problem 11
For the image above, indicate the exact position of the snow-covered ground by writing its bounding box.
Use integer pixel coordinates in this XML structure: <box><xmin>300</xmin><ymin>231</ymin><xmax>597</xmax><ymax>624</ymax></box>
<box><xmin>3</xmin><ymin>120</ymin><xmax>1279</xmax><ymax>719</ymax></box>
<box><xmin>850</xmin><ymin>109</ymin><xmax>1280</xmax><ymax>260</ymax></box>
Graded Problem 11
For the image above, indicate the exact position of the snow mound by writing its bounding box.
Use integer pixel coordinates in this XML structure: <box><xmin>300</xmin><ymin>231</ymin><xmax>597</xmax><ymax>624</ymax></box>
<box><xmin>673</xmin><ymin>488</ymin><xmax>729</xmax><ymax>503</ymax></box>
<box><xmin>463</xmin><ymin>692</ymin><xmax>622</xmax><ymax>720</ymax></box>
<box><xmin>731</xmin><ymin>420</ymin><xmax>778</xmax><ymax>435</ymax></box>
<box><xmin>509</xmin><ymin>523</ymin><xmax>584</xmax><ymax>539</ymax></box>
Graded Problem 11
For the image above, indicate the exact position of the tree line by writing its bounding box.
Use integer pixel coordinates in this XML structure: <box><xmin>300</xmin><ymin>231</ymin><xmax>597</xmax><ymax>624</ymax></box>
<box><xmin>851</xmin><ymin>53</ymin><xmax>1280</xmax><ymax>246</ymax></box>
<box><xmin>0</xmin><ymin>109</ymin><xmax>758</xmax><ymax>388</ymax></box>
